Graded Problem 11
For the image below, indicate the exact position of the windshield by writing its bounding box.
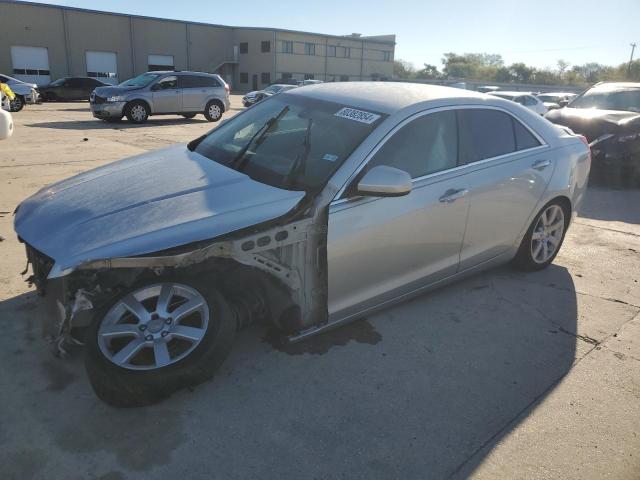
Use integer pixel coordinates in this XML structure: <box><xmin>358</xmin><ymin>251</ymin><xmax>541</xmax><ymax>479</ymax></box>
<box><xmin>120</xmin><ymin>73</ymin><xmax>161</xmax><ymax>87</ymax></box>
<box><xmin>264</xmin><ymin>85</ymin><xmax>282</xmax><ymax>94</ymax></box>
<box><xmin>569</xmin><ymin>88</ymin><xmax>640</xmax><ymax>112</ymax></box>
<box><xmin>194</xmin><ymin>94</ymin><xmax>386</xmax><ymax>191</ymax></box>
<box><xmin>537</xmin><ymin>94</ymin><xmax>561</xmax><ymax>103</ymax></box>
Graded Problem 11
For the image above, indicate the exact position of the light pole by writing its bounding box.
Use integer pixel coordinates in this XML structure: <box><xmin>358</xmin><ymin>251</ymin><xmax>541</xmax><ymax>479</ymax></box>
<box><xmin>629</xmin><ymin>43</ymin><xmax>637</xmax><ymax>78</ymax></box>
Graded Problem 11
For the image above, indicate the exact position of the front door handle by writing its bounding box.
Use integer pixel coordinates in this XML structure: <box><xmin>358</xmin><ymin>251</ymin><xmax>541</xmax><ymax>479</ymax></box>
<box><xmin>532</xmin><ymin>159</ymin><xmax>551</xmax><ymax>170</ymax></box>
<box><xmin>439</xmin><ymin>188</ymin><xmax>469</xmax><ymax>203</ymax></box>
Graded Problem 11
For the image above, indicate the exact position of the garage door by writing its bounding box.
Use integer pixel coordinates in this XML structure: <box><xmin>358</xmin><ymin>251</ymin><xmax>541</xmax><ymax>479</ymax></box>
<box><xmin>11</xmin><ymin>46</ymin><xmax>51</xmax><ymax>85</ymax></box>
<box><xmin>86</xmin><ymin>51</ymin><xmax>118</xmax><ymax>85</ymax></box>
<box><xmin>148</xmin><ymin>54</ymin><xmax>175</xmax><ymax>72</ymax></box>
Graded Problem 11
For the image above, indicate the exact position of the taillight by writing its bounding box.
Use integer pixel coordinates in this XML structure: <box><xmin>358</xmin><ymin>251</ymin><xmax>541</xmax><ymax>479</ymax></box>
<box><xmin>225</xmin><ymin>84</ymin><xmax>230</xmax><ymax>94</ymax></box>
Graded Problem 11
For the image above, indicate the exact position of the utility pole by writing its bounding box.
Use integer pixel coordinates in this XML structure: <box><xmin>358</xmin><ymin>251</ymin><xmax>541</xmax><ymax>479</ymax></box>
<box><xmin>629</xmin><ymin>42</ymin><xmax>637</xmax><ymax>78</ymax></box>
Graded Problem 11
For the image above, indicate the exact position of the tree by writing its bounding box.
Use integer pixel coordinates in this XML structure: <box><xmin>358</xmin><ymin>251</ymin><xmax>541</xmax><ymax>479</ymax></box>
<box><xmin>416</xmin><ymin>64</ymin><xmax>441</xmax><ymax>79</ymax></box>
<box><xmin>441</xmin><ymin>53</ymin><xmax>504</xmax><ymax>80</ymax></box>
<box><xmin>508</xmin><ymin>63</ymin><xmax>535</xmax><ymax>83</ymax></box>
<box><xmin>393</xmin><ymin>59</ymin><xmax>416</xmax><ymax>79</ymax></box>
<box><xmin>557</xmin><ymin>59</ymin><xmax>570</xmax><ymax>79</ymax></box>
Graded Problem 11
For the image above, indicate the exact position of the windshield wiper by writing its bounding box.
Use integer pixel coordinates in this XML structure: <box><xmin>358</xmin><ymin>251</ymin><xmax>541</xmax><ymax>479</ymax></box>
<box><xmin>283</xmin><ymin>117</ymin><xmax>313</xmax><ymax>189</ymax></box>
<box><xmin>232</xmin><ymin>106</ymin><xmax>289</xmax><ymax>171</ymax></box>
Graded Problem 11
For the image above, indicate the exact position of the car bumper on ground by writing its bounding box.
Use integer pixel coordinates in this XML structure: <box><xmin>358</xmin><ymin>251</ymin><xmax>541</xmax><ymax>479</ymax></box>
<box><xmin>90</xmin><ymin>102</ymin><xmax>125</xmax><ymax>119</ymax></box>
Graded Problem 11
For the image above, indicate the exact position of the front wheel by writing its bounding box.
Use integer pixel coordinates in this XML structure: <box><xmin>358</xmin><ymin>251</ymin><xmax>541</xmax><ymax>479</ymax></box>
<box><xmin>204</xmin><ymin>100</ymin><xmax>223</xmax><ymax>122</ymax></box>
<box><xmin>10</xmin><ymin>96</ymin><xmax>24</xmax><ymax>112</ymax></box>
<box><xmin>84</xmin><ymin>277</ymin><xmax>235</xmax><ymax>407</ymax></box>
<box><xmin>513</xmin><ymin>201</ymin><xmax>569</xmax><ymax>271</ymax></box>
<box><xmin>124</xmin><ymin>100</ymin><xmax>149</xmax><ymax>124</ymax></box>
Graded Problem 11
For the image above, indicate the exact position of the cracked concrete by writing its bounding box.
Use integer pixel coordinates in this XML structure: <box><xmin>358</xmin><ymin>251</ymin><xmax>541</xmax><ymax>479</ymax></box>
<box><xmin>0</xmin><ymin>102</ymin><xmax>638</xmax><ymax>479</ymax></box>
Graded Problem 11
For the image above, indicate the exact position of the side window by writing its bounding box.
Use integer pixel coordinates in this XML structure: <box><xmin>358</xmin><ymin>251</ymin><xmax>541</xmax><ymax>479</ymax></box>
<box><xmin>513</xmin><ymin>118</ymin><xmax>541</xmax><ymax>150</ymax></box>
<box><xmin>67</xmin><ymin>78</ymin><xmax>82</xmax><ymax>87</ymax></box>
<box><xmin>178</xmin><ymin>75</ymin><xmax>201</xmax><ymax>88</ymax></box>
<box><xmin>200</xmin><ymin>76</ymin><xmax>221</xmax><ymax>88</ymax></box>
<box><xmin>524</xmin><ymin>95</ymin><xmax>537</xmax><ymax>106</ymax></box>
<box><xmin>366</xmin><ymin>110</ymin><xmax>458</xmax><ymax>179</ymax></box>
<box><xmin>458</xmin><ymin>109</ymin><xmax>516</xmax><ymax>163</ymax></box>
<box><xmin>155</xmin><ymin>76</ymin><xmax>177</xmax><ymax>90</ymax></box>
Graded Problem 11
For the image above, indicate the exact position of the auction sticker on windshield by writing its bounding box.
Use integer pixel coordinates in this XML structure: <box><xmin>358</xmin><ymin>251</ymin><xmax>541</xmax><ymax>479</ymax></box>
<box><xmin>335</xmin><ymin>107</ymin><xmax>381</xmax><ymax>124</ymax></box>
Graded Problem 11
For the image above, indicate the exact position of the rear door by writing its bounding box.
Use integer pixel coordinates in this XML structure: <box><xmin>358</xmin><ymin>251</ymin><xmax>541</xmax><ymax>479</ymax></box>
<box><xmin>179</xmin><ymin>75</ymin><xmax>211</xmax><ymax>112</ymax></box>
<box><xmin>327</xmin><ymin>109</ymin><xmax>469</xmax><ymax>318</ymax></box>
<box><xmin>65</xmin><ymin>78</ymin><xmax>84</xmax><ymax>100</ymax></box>
<box><xmin>151</xmin><ymin>75</ymin><xmax>181</xmax><ymax>113</ymax></box>
<box><xmin>456</xmin><ymin>108</ymin><xmax>553</xmax><ymax>270</ymax></box>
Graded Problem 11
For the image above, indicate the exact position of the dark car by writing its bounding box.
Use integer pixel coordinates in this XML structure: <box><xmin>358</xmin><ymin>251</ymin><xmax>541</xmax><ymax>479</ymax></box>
<box><xmin>545</xmin><ymin>82</ymin><xmax>640</xmax><ymax>187</ymax></box>
<box><xmin>242</xmin><ymin>84</ymin><xmax>297</xmax><ymax>107</ymax></box>
<box><xmin>40</xmin><ymin>77</ymin><xmax>108</xmax><ymax>101</ymax></box>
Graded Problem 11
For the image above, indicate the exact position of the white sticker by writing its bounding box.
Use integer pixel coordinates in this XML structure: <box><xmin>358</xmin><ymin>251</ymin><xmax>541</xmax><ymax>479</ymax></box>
<box><xmin>334</xmin><ymin>107</ymin><xmax>381</xmax><ymax>124</ymax></box>
<box><xmin>322</xmin><ymin>154</ymin><xmax>339</xmax><ymax>162</ymax></box>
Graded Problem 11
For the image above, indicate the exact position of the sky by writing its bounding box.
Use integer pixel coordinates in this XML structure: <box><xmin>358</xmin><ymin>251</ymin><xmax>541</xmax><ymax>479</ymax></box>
<box><xmin>31</xmin><ymin>0</ymin><xmax>640</xmax><ymax>71</ymax></box>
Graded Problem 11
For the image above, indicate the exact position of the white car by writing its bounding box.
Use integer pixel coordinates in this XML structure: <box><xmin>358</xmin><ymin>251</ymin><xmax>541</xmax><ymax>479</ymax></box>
<box><xmin>0</xmin><ymin>73</ymin><xmax>40</xmax><ymax>111</ymax></box>
<box><xmin>488</xmin><ymin>91</ymin><xmax>548</xmax><ymax>115</ymax></box>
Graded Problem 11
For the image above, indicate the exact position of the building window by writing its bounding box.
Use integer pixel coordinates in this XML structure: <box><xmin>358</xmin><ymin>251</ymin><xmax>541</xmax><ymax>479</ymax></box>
<box><xmin>261</xmin><ymin>41</ymin><xmax>271</xmax><ymax>53</ymax></box>
<box><xmin>304</xmin><ymin>43</ymin><xmax>315</xmax><ymax>56</ymax></box>
<box><xmin>87</xmin><ymin>71</ymin><xmax>117</xmax><ymax>79</ymax></box>
<box><xmin>282</xmin><ymin>41</ymin><xmax>293</xmax><ymax>54</ymax></box>
<box><xmin>337</xmin><ymin>46</ymin><xmax>351</xmax><ymax>58</ymax></box>
<box><xmin>239</xmin><ymin>42</ymin><xmax>248</xmax><ymax>54</ymax></box>
<box><xmin>282</xmin><ymin>72</ymin><xmax>292</xmax><ymax>80</ymax></box>
<box><xmin>13</xmin><ymin>68</ymin><xmax>50</xmax><ymax>76</ymax></box>
<box><xmin>327</xmin><ymin>45</ymin><xmax>336</xmax><ymax>57</ymax></box>
<box><xmin>261</xmin><ymin>72</ymin><xmax>271</xmax><ymax>84</ymax></box>
<box><xmin>304</xmin><ymin>74</ymin><xmax>314</xmax><ymax>80</ymax></box>
<box><xmin>383</xmin><ymin>51</ymin><xmax>391</xmax><ymax>62</ymax></box>
<box><xmin>340</xmin><ymin>75</ymin><xmax>349</xmax><ymax>82</ymax></box>
<box><xmin>239</xmin><ymin>72</ymin><xmax>248</xmax><ymax>83</ymax></box>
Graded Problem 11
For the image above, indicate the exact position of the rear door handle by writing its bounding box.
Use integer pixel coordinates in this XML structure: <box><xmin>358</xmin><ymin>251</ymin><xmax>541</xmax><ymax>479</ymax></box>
<box><xmin>439</xmin><ymin>188</ymin><xmax>469</xmax><ymax>203</ymax></box>
<box><xmin>532</xmin><ymin>159</ymin><xmax>551</xmax><ymax>170</ymax></box>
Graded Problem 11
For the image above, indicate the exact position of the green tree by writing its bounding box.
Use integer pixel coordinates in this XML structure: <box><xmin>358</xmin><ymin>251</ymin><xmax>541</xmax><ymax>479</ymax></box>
<box><xmin>393</xmin><ymin>59</ymin><xmax>416</xmax><ymax>79</ymax></box>
<box><xmin>416</xmin><ymin>64</ymin><xmax>441</xmax><ymax>79</ymax></box>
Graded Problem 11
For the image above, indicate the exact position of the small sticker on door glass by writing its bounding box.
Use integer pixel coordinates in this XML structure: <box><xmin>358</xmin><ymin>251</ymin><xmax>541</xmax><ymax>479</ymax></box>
<box><xmin>334</xmin><ymin>107</ymin><xmax>381</xmax><ymax>124</ymax></box>
<box><xmin>322</xmin><ymin>154</ymin><xmax>339</xmax><ymax>162</ymax></box>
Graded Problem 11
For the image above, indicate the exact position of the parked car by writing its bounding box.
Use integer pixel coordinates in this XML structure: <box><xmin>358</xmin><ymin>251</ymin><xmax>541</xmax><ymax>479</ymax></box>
<box><xmin>536</xmin><ymin>92</ymin><xmax>577</xmax><ymax>110</ymax></box>
<box><xmin>298</xmin><ymin>79</ymin><xmax>324</xmax><ymax>86</ymax></box>
<box><xmin>90</xmin><ymin>71</ymin><xmax>230</xmax><ymax>123</ymax></box>
<box><xmin>0</xmin><ymin>96</ymin><xmax>13</xmax><ymax>139</ymax></box>
<box><xmin>545</xmin><ymin>82</ymin><xmax>640</xmax><ymax>187</ymax></box>
<box><xmin>0</xmin><ymin>74</ymin><xmax>39</xmax><ymax>112</ymax></box>
<box><xmin>242</xmin><ymin>84</ymin><xmax>297</xmax><ymax>107</ymax></box>
<box><xmin>14</xmin><ymin>82</ymin><xmax>590</xmax><ymax>406</ymax></box>
<box><xmin>487</xmin><ymin>91</ymin><xmax>548</xmax><ymax>115</ymax></box>
<box><xmin>40</xmin><ymin>77</ymin><xmax>108</xmax><ymax>101</ymax></box>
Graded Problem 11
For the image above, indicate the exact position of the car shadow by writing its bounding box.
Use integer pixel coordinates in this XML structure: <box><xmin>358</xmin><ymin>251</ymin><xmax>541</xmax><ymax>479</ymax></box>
<box><xmin>578</xmin><ymin>186</ymin><xmax>640</xmax><ymax>224</ymax></box>
<box><xmin>24</xmin><ymin>117</ymin><xmax>211</xmax><ymax>130</ymax></box>
<box><xmin>0</xmin><ymin>265</ymin><xmax>578</xmax><ymax>478</ymax></box>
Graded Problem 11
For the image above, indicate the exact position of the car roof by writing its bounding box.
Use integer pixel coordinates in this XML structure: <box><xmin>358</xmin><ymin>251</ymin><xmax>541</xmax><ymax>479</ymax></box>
<box><xmin>285</xmin><ymin>82</ymin><xmax>483</xmax><ymax>114</ymax></box>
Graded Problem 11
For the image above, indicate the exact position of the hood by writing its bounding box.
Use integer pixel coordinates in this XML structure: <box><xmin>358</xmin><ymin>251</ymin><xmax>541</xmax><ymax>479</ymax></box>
<box><xmin>94</xmin><ymin>85</ymin><xmax>143</xmax><ymax>97</ymax></box>
<box><xmin>8</xmin><ymin>80</ymin><xmax>37</xmax><ymax>89</ymax></box>
<box><xmin>14</xmin><ymin>144</ymin><xmax>306</xmax><ymax>277</ymax></box>
<box><xmin>545</xmin><ymin>107</ymin><xmax>640</xmax><ymax>142</ymax></box>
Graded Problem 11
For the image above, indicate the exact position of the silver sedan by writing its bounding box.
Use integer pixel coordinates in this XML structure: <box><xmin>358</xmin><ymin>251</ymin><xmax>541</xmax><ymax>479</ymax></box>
<box><xmin>14</xmin><ymin>82</ymin><xmax>591</xmax><ymax>406</ymax></box>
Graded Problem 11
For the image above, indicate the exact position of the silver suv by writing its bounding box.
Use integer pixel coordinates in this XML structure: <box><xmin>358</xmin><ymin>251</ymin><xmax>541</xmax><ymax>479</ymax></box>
<box><xmin>90</xmin><ymin>71</ymin><xmax>230</xmax><ymax>124</ymax></box>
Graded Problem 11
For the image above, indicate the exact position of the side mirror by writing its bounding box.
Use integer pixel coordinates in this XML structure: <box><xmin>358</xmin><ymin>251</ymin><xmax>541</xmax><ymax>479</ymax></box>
<box><xmin>0</xmin><ymin>108</ymin><xmax>14</xmax><ymax>140</ymax></box>
<box><xmin>356</xmin><ymin>165</ymin><xmax>412</xmax><ymax>197</ymax></box>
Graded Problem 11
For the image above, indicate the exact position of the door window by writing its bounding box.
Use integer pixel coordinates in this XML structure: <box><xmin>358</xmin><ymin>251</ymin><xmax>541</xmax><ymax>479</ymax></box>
<box><xmin>458</xmin><ymin>109</ymin><xmax>516</xmax><ymax>163</ymax></box>
<box><xmin>154</xmin><ymin>76</ymin><xmax>178</xmax><ymax>90</ymax></box>
<box><xmin>366</xmin><ymin>110</ymin><xmax>458</xmax><ymax>179</ymax></box>
<box><xmin>513</xmin><ymin>119</ymin><xmax>541</xmax><ymax>150</ymax></box>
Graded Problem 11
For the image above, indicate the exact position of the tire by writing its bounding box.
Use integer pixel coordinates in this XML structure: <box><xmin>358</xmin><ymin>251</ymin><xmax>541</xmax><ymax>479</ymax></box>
<box><xmin>84</xmin><ymin>276</ymin><xmax>235</xmax><ymax>407</ymax></box>
<box><xmin>204</xmin><ymin>100</ymin><xmax>224</xmax><ymax>122</ymax></box>
<box><xmin>10</xmin><ymin>96</ymin><xmax>24</xmax><ymax>112</ymax></box>
<box><xmin>513</xmin><ymin>200</ymin><xmax>570</xmax><ymax>271</ymax></box>
<box><xmin>182</xmin><ymin>113</ymin><xmax>197</xmax><ymax>119</ymax></box>
<box><xmin>124</xmin><ymin>100</ymin><xmax>150</xmax><ymax>124</ymax></box>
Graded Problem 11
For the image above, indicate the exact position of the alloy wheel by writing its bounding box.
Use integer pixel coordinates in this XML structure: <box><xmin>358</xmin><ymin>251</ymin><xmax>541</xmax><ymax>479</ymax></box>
<box><xmin>531</xmin><ymin>205</ymin><xmax>565</xmax><ymax>264</ymax></box>
<box><xmin>208</xmin><ymin>104</ymin><xmax>221</xmax><ymax>120</ymax></box>
<box><xmin>97</xmin><ymin>283</ymin><xmax>210</xmax><ymax>370</ymax></box>
<box><xmin>131</xmin><ymin>105</ymin><xmax>147</xmax><ymax>122</ymax></box>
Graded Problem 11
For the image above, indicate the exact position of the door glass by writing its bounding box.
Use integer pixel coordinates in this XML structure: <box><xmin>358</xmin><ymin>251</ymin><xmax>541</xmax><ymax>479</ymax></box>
<box><xmin>178</xmin><ymin>75</ymin><xmax>202</xmax><ymax>89</ymax></box>
<box><xmin>366</xmin><ymin>110</ymin><xmax>458</xmax><ymax>178</ymax></box>
<box><xmin>513</xmin><ymin>119</ymin><xmax>541</xmax><ymax>150</ymax></box>
<box><xmin>155</xmin><ymin>76</ymin><xmax>178</xmax><ymax>90</ymax></box>
<box><xmin>458</xmin><ymin>109</ymin><xmax>516</xmax><ymax>163</ymax></box>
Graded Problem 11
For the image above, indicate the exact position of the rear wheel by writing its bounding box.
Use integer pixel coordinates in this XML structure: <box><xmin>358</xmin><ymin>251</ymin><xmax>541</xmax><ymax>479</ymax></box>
<box><xmin>125</xmin><ymin>100</ymin><xmax>149</xmax><ymax>124</ymax></box>
<box><xmin>204</xmin><ymin>100</ymin><xmax>223</xmax><ymax>122</ymax></box>
<box><xmin>513</xmin><ymin>200</ymin><xmax>569</xmax><ymax>271</ymax></box>
<box><xmin>84</xmin><ymin>276</ymin><xmax>235</xmax><ymax>407</ymax></box>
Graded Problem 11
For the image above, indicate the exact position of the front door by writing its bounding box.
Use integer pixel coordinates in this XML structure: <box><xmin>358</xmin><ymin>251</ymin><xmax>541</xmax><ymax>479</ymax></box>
<box><xmin>327</xmin><ymin>109</ymin><xmax>469</xmax><ymax>319</ymax></box>
<box><xmin>151</xmin><ymin>75</ymin><xmax>182</xmax><ymax>113</ymax></box>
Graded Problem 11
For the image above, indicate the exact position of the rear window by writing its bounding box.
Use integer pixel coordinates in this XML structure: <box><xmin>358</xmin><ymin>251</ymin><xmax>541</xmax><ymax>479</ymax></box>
<box><xmin>180</xmin><ymin>75</ymin><xmax>221</xmax><ymax>88</ymax></box>
<box><xmin>458</xmin><ymin>109</ymin><xmax>516</xmax><ymax>163</ymax></box>
<box><xmin>513</xmin><ymin>119</ymin><xmax>541</xmax><ymax>150</ymax></box>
